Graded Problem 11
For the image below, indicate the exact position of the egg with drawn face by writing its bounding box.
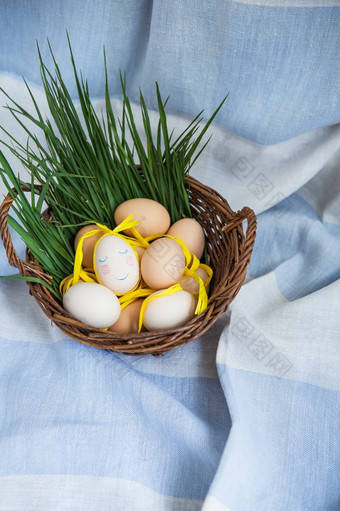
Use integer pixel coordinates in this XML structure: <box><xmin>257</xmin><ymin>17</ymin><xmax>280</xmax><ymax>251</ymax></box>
<box><xmin>94</xmin><ymin>235</ymin><xmax>140</xmax><ymax>294</ymax></box>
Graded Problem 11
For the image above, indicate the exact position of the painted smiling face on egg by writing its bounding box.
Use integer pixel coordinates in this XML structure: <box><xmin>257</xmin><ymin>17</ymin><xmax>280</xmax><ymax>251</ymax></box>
<box><xmin>94</xmin><ymin>235</ymin><xmax>139</xmax><ymax>294</ymax></box>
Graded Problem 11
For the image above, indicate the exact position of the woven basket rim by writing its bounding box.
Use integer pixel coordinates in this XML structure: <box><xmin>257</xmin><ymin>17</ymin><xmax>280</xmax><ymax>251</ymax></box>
<box><xmin>0</xmin><ymin>174</ymin><xmax>257</xmax><ymax>355</ymax></box>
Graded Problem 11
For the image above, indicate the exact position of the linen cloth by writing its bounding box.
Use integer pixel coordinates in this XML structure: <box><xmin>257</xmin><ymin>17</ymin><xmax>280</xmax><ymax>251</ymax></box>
<box><xmin>0</xmin><ymin>1</ymin><xmax>339</xmax><ymax>510</ymax></box>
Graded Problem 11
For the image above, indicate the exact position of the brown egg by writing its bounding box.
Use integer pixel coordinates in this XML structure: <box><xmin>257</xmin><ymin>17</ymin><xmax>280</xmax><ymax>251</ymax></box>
<box><xmin>180</xmin><ymin>267</ymin><xmax>209</xmax><ymax>294</ymax></box>
<box><xmin>141</xmin><ymin>237</ymin><xmax>186</xmax><ymax>290</ymax></box>
<box><xmin>114</xmin><ymin>198</ymin><xmax>171</xmax><ymax>237</ymax></box>
<box><xmin>74</xmin><ymin>225</ymin><xmax>103</xmax><ymax>268</ymax></box>
<box><xmin>108</xmin><ymin>299</ymin><xmax>143</xmax><ymax>334</ymax></box>
<box><xmin>167</xmin><ymin>218</ymin><xmax>205</xmax><ymax>259</ymax></box>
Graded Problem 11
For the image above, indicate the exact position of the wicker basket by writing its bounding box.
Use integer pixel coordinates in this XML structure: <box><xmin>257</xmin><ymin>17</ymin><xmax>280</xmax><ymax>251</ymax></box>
<box><xmin>0</xmin><ymin>175</ymin><xmax>256</xmax><ymax>355</ymax></box>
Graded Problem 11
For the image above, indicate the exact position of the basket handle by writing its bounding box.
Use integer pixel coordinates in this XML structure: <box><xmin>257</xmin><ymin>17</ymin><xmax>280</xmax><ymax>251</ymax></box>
<box><xmin>0</xmin><ymin>184</ymin><xmax>43</xmax><ymax>275</ymax></box>
<box><xmin>223</xmin><ymin>205</ymin><xmax>256</xmax><ymax>234</ymax></box>
<box><xmin>222</xmin><ymin>205</ymin><xmax>257</xmax><ymax>265</ymax></box>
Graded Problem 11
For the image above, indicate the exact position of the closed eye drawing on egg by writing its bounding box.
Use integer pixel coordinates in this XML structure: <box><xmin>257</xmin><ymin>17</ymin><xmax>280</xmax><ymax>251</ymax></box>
<box><xmin>97</xmin><ymin>255</ymin><xmax>129</xmax><ymax>280</ymax></box>
<box><xmin>99</xmin><ymin>250</ymin><xmax>129</xmax><ymax>262</ymax></box>
<box><xmin>94</xmin><ymin>236</ymin><xmax>140</xmax><ymax>294</ymax></box>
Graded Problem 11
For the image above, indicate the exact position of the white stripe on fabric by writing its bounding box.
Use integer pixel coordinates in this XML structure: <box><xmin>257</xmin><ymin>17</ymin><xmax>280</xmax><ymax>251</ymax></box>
<box><xmin>217</xmin><ymin>273</ymin><xmax>340</xmax><ymax>391</ymax></box>
<box><xmin>0</xmin><ymin>272</ymin><xmax>223</xmax><ymax>379</ymax></box>
<box><xmin>0</xmin><ymin>276</ymin><xmax>222</xmax><ymax>377</ymax></box>
<box><xmin>202</xmin><ymin>496</ymin><xmax>233</xmax><ymax>511</ymax></box>
<box><xmin>195</xmin><ymin>123</ymin><xmax>340</xmax><ymax>216</ymax></box>
<box><xmin>0</xmin><ymin>475</ymin><xmax>202</xmax><ymax>511</ymax></box>
<box><xmin>234</xmin><ymin>0</ymin><xmax>340</xmax><ymax>7</ymax></box>
<box><xmin>1</xmin><ymin>75</ymin><xmax>340</xmax><ymax>217</ymax></box>
<box><xmin>0</xmin><ymin>279</ymin><xmax>66</xmax><ymax>344</ymax></box>
<box><xmin>0</xmin><ymin>272</ymin><xmax>223</xmax><ymax>377</ymax></box>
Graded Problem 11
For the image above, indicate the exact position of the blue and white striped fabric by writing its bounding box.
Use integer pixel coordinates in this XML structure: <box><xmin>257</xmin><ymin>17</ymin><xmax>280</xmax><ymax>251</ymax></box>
<box><xmin>0</xmin><ymin>2</ymin><xmax>339</xmax><ymax>510</ymax></box>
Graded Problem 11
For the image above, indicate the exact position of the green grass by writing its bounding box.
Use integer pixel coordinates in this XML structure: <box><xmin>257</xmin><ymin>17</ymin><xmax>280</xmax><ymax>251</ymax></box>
<box><xmin>0</xmin><ymin>37</ymin><xmax>227</xmax><ymax>300</ymax></box>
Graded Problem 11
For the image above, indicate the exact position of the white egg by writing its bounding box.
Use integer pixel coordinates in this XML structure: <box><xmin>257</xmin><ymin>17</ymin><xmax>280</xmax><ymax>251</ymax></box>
<box><xmin>63</xmin><ymin>282</ymin><xmax>121</xmax><ymax>329</ymax></box>
<box><xmin>142</xmin><ymin>289</ymin><xmax>197</xmax><ymax>331</ymax></box>
<box><xmin>94</xmin><ymin>235</ymin><xmax>140</xmax><ymax>294</ymax></box>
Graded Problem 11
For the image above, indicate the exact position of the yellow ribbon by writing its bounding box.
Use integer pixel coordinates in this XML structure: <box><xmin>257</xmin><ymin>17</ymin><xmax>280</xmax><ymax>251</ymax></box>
<box><xmin>119</xmin><ymin>285</ymin><xmax>155</xmax><ymax>310</ymax></box>
<box><xmin>140</xmin><ymin>234</ymin><xmax>212</xmax><ymax>316</ymax></box>
<box><xmin>136</xmin><ymin>252</ymin><xmax>213</xmax><ymax>332</ymax></box>
<box><xmin>60</xmin><ymin>215</ymin><xmax>149</xmax><ymax>296</ymax></box>
<box><xmin>60</xmin><ymin>215</ymin><xmax>213</xmax><ymax>332</ymax></box>
<box><xmin>59</xmin><ymin>268</ymin><xmax>98</xmax><ymax>296</ymax></box>
<box><xmin>137</xmin><ymin>283</ymin><xmax>184</xmax><ymax>332</ymax></box>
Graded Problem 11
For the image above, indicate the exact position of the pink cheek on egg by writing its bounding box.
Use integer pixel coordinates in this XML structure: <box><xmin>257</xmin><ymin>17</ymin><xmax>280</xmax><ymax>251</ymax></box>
<box><xmin>125</xmin><ymin>255</ymin><xmax>135</xmax><ymax>267</ymax></box>
<box><xmin>101</xmin><ymin>264</ymin><xmax>111</xmax><ymax>276</ymax></box>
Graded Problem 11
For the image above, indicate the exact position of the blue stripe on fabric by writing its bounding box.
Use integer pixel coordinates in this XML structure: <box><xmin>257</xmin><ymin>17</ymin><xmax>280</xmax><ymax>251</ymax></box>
<box><xmin>235</xmin><ymin>0</ymin><xmax>340</xmax><ymax>5</ymax></box>
<box><xmin>211</xmin><ymin>365</ymin><xmax>340</xmax><ymax>511</ymax></box>
<box><xmin>0</xmin><ymin>338</ymin><xmax>230</xmax><ymax>501</ymax></box>
<box><xmin>136</xmin><ymin>4</ymin><xmax>340</xmax><ymax>144</ymax></box>
<box><xmin>247</xmin><ymin>193</ymin><xmax>340</xmax><ymax>300</ymax></box>
<box><xmin>0</xmin><ymin>3</ymin><xmax>339</xmax><ymax>144</ymax></box>
<box><xmin>0</xmin><ymin>0</ymin><xmax>154</xmax><ymax>96</ymax></box>
<box><xmin>212</xmin><ymin>4</ymin><xmax>340</xmax><ymax>144</ymax></box>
